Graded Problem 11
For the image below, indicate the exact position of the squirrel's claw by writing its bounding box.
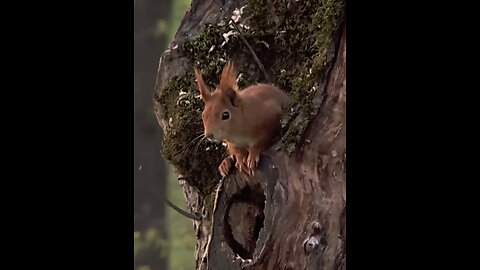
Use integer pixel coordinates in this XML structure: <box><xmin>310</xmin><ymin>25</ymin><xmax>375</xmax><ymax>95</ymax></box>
<box><xmin>246</xmin><ymin>154</ymin><xmax>260</xmax><ymax>176</ymax></box>
<box><xmin>235</xmin><ymin>159</ymin><xmax>250</xmax><ymax>175</ymax></box>
<box><xmin>219</xmin><ymin>157</ymin><xmax>234</xmax><ymax>177</ymax></box>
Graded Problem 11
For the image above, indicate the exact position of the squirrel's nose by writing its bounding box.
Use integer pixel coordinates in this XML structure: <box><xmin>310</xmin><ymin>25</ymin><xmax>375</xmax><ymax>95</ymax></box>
<box><xmin>205</xmin><ymin>133</ymin><xmax>214</xmax><ymax>140</ymax></box>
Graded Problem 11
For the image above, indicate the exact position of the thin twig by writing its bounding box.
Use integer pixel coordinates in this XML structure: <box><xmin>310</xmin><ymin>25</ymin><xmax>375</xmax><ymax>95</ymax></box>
<box><xmin>230</xmin><ymin>19</ymin><xmax>272</xmax><ymax>83</ymax></box>
<box><xmin>151</xmin><ymin>185</ymin><xmax>202</xmax><ymax>221</ymax></box>
<box><xmin>164</xmin><ymin>199</ymin><xmax>202</xmax><ymax>221</ymax></box>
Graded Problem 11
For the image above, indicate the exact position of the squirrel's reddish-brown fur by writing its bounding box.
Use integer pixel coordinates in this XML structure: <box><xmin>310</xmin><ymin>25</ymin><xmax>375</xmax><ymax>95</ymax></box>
<box><xmin>195</xmin><ymin>62</ymin><xmax>289</xmax><ymax>176</ymax></box>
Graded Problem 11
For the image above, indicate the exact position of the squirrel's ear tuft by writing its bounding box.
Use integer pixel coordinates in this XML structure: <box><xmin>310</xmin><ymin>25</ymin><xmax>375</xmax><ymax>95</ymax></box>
<box><xmin>219</xmin><ymin>62</ymin><xmax>238</xmax><ymax>92</ymax></box>
<box><xmin>194</xmin><ymin>68</ymin><xmax>210</xmax><ymax>101</ymax></box>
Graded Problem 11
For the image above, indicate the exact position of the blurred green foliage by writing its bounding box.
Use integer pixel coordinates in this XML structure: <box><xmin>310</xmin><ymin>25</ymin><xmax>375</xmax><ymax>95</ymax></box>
<box><xmin>134</xmin><ymin>166</ymin><xmax>195</xmax><ymax>270</ymax></box>
<box><xmin>135</xmin><ymin>1</ymin><xmax>195</xmax><ymax>270</ymax></box>
<box><xmin>134</xmin><ymin>229</ymin><xmax>169</xmax><ymax>260</ymax></box>
<box><xmin>166</xmin><ymin>167</ymin><xmax>196</xmax><ymax>270</ymax></box>
<box><xmin>155</xmin><ymin>20</ymin><xmax>169</xmax><ymax>38</ymax></box>
<box><xmin>166</xmin><ymin>0</ymin><xmax>191</xmax><ymax>41</ymax></box>
<box><xmin>154</xmin><ymin>0</ymin><xmax>191</xmax><ymax>41</ymax></box>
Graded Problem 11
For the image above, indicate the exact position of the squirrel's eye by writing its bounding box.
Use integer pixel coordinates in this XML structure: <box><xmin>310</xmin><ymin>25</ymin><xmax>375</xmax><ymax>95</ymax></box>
<box><xmin>221</xmin><ymin>111</ymin><xmax>230</xmax><ymax>120</ymax></box>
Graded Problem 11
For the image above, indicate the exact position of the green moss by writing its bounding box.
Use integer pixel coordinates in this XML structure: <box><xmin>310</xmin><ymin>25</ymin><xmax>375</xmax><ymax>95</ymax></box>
<box><xmin>203</xmin><ymin>191</ymin><xmax>217</xmax><ymax>216</ymax></box>
<box><xmin>243</xmin><ymin>0</ymin><xmax>345</xmax><ymax>152</ymax></box>
<box><xmin>156</xmin><ymin>73</ymin><xmax>225</xmax><ymax>195</ymax></box>
<box><xmin>181</xmin><ymin>23</ymin><xmax>260</xmax><ymax>88</ymax></box>
<box><xmin>157</xmin><ymin>0</ymin><xmax>345</xmax><ymax>194</ymax></box>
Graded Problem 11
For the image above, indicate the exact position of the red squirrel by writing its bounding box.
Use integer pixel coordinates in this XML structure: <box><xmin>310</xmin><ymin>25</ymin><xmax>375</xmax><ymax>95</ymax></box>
<box><xmin>194</xmin><ymin>62</ymin><xmax>289</xmax><ymax>176</ymax></box>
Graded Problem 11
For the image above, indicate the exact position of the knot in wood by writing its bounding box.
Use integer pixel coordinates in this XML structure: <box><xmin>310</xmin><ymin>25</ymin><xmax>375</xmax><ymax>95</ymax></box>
<box><xmin>303</xmin><ymin>235</ymin><xmax>320</xmax><ymax>254</ymax></box>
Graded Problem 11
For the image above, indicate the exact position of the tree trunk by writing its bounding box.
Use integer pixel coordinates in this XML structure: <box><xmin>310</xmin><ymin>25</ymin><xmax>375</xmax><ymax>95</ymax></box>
<box><xmin>154</xmin><ymin>1</ymin><xmax>345</xmax><ymax>269</ymax></box>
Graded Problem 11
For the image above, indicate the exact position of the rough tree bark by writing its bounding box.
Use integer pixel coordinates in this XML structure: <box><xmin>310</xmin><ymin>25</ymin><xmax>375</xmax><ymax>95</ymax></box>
<box><xmin>154</xmin><ymin>1</ymin><xmax>345</xmax><ymax>269</ymax></box>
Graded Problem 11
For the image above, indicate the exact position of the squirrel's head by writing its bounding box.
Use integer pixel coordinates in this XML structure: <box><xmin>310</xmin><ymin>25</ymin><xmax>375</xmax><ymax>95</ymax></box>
<box><xmin>195</xmin><ymin>62</ymin><xmax>241</xmax><ymax>142</ymax></box>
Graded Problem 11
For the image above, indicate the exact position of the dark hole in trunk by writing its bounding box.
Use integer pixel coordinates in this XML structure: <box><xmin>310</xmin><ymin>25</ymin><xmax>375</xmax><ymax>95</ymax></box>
<box><xmin>223</xmin><ymin>183</ymin><xmax>266</xmax><ymax>259</ymax></box>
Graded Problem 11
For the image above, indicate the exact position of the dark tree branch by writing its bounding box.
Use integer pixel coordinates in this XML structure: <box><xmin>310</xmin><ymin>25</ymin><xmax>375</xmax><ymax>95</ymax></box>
<box><xmin>164</xmin><ymin>198</ymin><xmax>202</xmax><ymax>221</ymax></box>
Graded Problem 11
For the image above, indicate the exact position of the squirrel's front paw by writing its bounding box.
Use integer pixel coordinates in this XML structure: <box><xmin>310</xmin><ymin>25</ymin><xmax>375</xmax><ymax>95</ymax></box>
<box><xmin>219</xmin><ymin>157</ymin><xmax>234</xmax><ymax>177</ymax></box>
<box><xmin>246</xmin><ymin>153</ymin><xmax>260</xmax><ymax>175</ymax></box>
